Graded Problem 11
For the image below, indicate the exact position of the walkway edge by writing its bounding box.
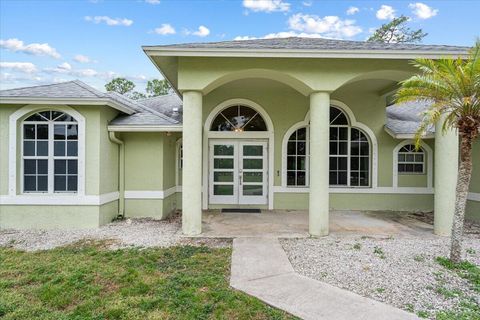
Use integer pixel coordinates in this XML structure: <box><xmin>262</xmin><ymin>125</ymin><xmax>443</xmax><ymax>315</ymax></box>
<box><xmin>230</xmin><ymin>237</ymin><xmax>419</xmax><ymax>320</ymax></box>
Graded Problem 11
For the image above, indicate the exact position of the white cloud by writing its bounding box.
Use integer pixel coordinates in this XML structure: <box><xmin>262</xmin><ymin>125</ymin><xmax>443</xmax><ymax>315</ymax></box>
<box><xmin>84</xmin><ymin>16</ymin><xmax>133</xmax><ymax>26</ymax></box>
<box><xmin>74</xmin><ymin>54</ymin><xmax>93</xmax><ymax>63</ymax></box>
<box><xmin>0</xmin><ymin>38</ymin><xmax>61</xmax><ymax>59</ymax></box>
<box><xmin>243</xmin><ymin>0</ymin><xmax>290</xmax><ymax>13</ymax></box>
<box><xmin>376</xmin><ymin>5</ymin><xmax>395</xmax><ymax>20</ymax></box>
<box><xmin>302</xmin><ymin>1</ymin><xmax>312</xmax><ymax>7</ymax></box>
<box><xmin>346</xmin><ymin>6</ymin><xmax>359</xmax><ymax>15</ymax></box>
<box><xmin>0</xmin><ymin>62</ymin><xmax>38</xmax><ymax>73</ymax></box>
<box><xmin>153</xmin><ymin>23</ymin><xmax>176</xmax><ymax>35</ymax></box>
<box><xmin>409</xmin><ymin>2</ymin><xmax>438</xmax><ymax>19</ymax></box>
<box><xmin>145</xmin><ymin>0</ymin><xmax>160</xmax><ymax>4</ymax></box>
<box><xmin>288</xmin><ymin>13</ymin><xmax>362</xmax><ymax>38</ymax></box>
<box><xmin>58</xmin><ymin>62</ymin><xmax>72</xmax><ymax>71</ymax></box>
<box><xmin>191</xmin><ymin>25</ymin><xmax>210</xmax><ymax>37</ymax></box>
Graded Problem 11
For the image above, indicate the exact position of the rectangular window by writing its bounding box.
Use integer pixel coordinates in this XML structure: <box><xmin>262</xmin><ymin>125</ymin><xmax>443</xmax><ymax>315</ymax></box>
<box><xmin>22</xmin><ymin>112</ymin><xmax>79</xmax><ymax>194</ymax></box>
<box><xmin>397</xmin><ymin>145</ymin><xmax>425</xmax><ymax>174</ymax></box>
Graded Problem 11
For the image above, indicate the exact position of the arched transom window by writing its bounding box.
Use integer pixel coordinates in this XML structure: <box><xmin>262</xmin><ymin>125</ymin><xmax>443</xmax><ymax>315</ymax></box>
<box><xmin>22</xmin><ymin>110</ymin><xmax>79</xmax><ymax>193</ymax></box>
<box><xmin>286</xmin><ymin>106</ymin><xmax>371</xmax><ymax>187</ymax></box>
<box><xmin>397</xmin><ymin>144</ymin><xmax>425</xmax><ymax>174</ymax></box>
<box><xmin>210</xmin><ymin>105</ymin><xmax>267</xmax><ymax>132</ymax></box>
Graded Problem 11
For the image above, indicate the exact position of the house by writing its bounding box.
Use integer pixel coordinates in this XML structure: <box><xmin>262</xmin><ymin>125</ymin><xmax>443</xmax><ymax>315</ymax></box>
<box><xmin>0</xmin><ymin>37</ymin><xmax>478</xmax><ymax>235</ymax></box>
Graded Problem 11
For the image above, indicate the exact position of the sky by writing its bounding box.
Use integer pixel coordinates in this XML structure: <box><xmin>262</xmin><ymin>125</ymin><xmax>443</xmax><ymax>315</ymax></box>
<box><xmin>1</xmin><ymin>0</ymin><xmax>479</xmax><ymax>92</ymax></box>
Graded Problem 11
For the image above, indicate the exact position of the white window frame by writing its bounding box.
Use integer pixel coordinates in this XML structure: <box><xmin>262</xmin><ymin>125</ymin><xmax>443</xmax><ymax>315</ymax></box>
<box><xmin>202</xmin><ymin>98</ymin><xmax>275</xmax><ymax>210</ymax></box>
<box><xmin>285</xmin><ymin>126</ymin><xmax>310</xmax><ymax>187</ymax></box>
<box><xmin>397</xmin><ymin>144</ymin><xmax>425</xmax><ymax>174</ymax></box>
<box><xmin>8</xmin><ymin>105</ymin><xmax>86</xmax><ymax>196</ymax></box>
<box><xmin>392</xmin><ymin>140</ymin><xmax>433</xmax><ymax>189</ymax></box>
<box><xmin>282</xmin><ymin>100</ymin><xmax>378</xmax><ymax>189</ymax></box>
<box><xmin>21</xmin><ymin>113</ymin><xmax>79</xmax><ymax>194</ymax></box>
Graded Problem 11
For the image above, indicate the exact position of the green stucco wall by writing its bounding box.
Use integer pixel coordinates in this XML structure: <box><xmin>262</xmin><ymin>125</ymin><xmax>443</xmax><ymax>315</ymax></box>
<box><xmin>0</xmin><ymin>103</ymin><xmax>120</xmax><ymax>229</ymax></box>
<box><xmin>122</xmin><ymin>132</ymin><xmax>179</xmax><ymax>219</ymax></box>
<box><xmin>466</xmin><ymin>140</ymin><xmax>480</xmax><ymax>222</ymax></box>
<box><xmin>274</xmin><ymin>193</ymin><xmax>433</xmax><ymax>212</ymax></box>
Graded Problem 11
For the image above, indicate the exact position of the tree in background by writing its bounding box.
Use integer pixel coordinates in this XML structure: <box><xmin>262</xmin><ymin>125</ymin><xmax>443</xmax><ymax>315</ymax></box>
<box><xmin>105</xmin><ymin>77</ymin><xmax>135</xmax><ymax>95</ymax></box>
<box><xmin>395</xmin><ymin>40</ymin><xmax>480</xmax><ymax>263</ymax></box>
<box><xmin>368</xmin><ymin>15</ymin><xmax>427</xmax><ymax>43</ymax></box>
<box><xmin>105</xmin><ymin>77</ymin><xmax>170</xmax><ymax>100</ymax></box>
<box><xmin>146</xmin><ymin>79</ymin><xmax>171</xmax><ymax>97</ymax></box>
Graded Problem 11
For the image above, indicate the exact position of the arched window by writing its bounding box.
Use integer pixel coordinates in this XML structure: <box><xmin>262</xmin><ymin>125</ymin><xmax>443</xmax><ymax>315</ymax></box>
<box><xmin>397</xmin><ymin>144</ymin><xmax>425</xmax><ymax>174</ymax></box>
<box><xmin>22</xmin><ymin>110</ymin><xmax>79</xmax><ymax>193</ymax></box>
<box><xmin>285</xmin><ymin>106</ymin><xmax>371</xmax><ymax>187</ymax></box>
<box><xmin>210</xmin><ymin>105</ymin><xmax>267</xmax><ymax>131</ymax></box>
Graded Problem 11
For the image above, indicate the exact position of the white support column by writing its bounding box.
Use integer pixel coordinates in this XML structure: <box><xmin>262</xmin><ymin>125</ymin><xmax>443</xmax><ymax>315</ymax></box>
<box><xmin>182</xmin><ymin>91</ymin><xmax>203</xmax><ymax>235</ymax></box>
<box><xmin>434</xmin><ymin>114</ymin><xmax>459</xmax><ymax>236</ymax></box>
<box><xmin>309</xmin><ymin>92</ymin><xmax>330</xmax><ymax>236</ymax></box>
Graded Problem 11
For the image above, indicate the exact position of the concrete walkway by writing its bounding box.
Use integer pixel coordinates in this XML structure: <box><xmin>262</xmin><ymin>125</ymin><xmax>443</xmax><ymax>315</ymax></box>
<box><xmin>230</xmin><ymin>237</ymin><xmax>419</xmax><ymax>320</ymax></box>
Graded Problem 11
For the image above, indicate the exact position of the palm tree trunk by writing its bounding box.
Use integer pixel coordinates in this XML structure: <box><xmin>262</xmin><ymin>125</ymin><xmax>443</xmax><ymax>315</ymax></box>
<box><xmin>450</xmin><ymin>135</ymin><xmax>473</xmax><ymax>263</ymax></box>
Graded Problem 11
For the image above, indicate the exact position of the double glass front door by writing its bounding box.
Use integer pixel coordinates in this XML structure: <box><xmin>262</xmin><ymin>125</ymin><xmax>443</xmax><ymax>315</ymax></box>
<box><xmin>209</xmin><ymin>140</ymin><xmax>268</xmax><ymax>205</ymax></box>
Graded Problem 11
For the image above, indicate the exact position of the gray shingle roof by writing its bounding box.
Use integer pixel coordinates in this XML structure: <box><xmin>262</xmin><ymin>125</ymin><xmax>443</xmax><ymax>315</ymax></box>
<box><xmin>109</xmin><ymin>94</ymin><xmax>180</xmax><ymax>126</ymax></box>
<box><xmin>0</xmin><ymin>80</ymin><xmax>107</xmax><ymax>99</ymax></box>
<box><xmin>138</xmin><ymin>94</ymin><xmax>183</xmax><ymax>122</ymax></box>
<box><xmin>147</xmin><ymin>37</ymin><xmax>469</xmax><ymax>53</ymax></box>
<box><xmin>0</xmin><ymin>80</ymin><xmax>180</xmax><ymax>126</ymax></box>
<box><xmin>386</xmin><ymin>100</ymin><xmax>434</xmax><ymax>136</ymax></box>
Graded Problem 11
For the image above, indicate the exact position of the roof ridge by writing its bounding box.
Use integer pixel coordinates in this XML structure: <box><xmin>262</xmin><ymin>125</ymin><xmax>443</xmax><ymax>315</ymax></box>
<box><xmin>71</xmin><ymin>79</ymin><xmax>106</xmax><ymax>98</ymax></box>
<box><xmin>0</xmin><ymin>80</ymin><xmax>79</xmax><ymax>93</ymax></box>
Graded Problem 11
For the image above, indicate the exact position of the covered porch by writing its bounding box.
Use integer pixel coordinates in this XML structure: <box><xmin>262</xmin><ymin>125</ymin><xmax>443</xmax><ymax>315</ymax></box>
<box><xmin>199</xmin><ymin>210</ymin><xmax>435</xmax><ymax>239</ymax></box>
<box><xmin>143</xmin><ymin>38</ymin><xmax>463</xmax><ymax>238</ymax></box>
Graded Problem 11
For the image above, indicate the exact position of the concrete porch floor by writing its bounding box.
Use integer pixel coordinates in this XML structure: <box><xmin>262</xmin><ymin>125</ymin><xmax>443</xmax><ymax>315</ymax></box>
<box><xmin>200</xmin><ymin>210</ymin><xmax>435</xmax><ymax>238</ymax></box>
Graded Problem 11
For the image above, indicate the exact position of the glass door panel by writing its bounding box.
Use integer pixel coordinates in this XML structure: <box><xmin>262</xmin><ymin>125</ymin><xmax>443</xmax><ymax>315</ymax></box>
<box><xmin>239</xmin><ymin>142</ymin><xmax>267</xmax><ymax>204</ymax></box>
<box><xmin>209</xmin><ymin>140</ymin><xmax>268</xmax><ymax>205</ymax></box>
<box><xmin>209</xmin><ymin>141</ymin><xmax>238</xmax><ymax>204</ymax></box>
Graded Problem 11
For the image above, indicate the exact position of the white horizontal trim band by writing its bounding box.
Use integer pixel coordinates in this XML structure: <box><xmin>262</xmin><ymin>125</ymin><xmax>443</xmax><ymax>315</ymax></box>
<box><xmin>468</xmin><ymin>192</ymin><xmax>480</xmax><ymax>202</ymax></box>
<box><xmin>124</xmin><ymin>186</ymin><xmax>177</xmax><ymax>200</ymax></box>
<box><xmin>108</xmin><ymin>125</ymin><xmax>183</xmax><ymax>132</ymax></box>
<box><xmin>273</xmin><ymin>186</ymin><xmax>435</xmax><ymax>194</ymax></box>
<box><xmin>0</xmin><ymin>191</ymin><xmax>119</xmax><ymax>206</ymax></box>
<box><xmin>144</xmin><ymin>48</ymin><xmax>468</xmax><ymax>60</ymax></box>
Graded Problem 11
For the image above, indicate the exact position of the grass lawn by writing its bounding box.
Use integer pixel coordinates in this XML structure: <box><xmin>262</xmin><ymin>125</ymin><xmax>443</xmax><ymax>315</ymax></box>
<box><xmin>0</xmin><ymin>241</ymin><xmax>296</xmax><ymax>320</ymax></box>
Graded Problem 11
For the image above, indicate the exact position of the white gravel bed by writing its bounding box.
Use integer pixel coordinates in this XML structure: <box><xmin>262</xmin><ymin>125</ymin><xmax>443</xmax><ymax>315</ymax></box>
<box><xmin>0</xmin><ymin>215</ymin><xmax>183</xmax><ymax>251</ymax></box>
<box><xmin>281</xmin><ymin>235</ymin><xmax>480</xmax><ymax>318</ymax></box>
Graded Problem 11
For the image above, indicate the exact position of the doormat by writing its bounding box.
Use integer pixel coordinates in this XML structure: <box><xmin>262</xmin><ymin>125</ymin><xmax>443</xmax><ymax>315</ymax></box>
<box><xmin>221</xmin><ymin>208</ymin><xmax>261</xmax><ymax>213</ymax></box>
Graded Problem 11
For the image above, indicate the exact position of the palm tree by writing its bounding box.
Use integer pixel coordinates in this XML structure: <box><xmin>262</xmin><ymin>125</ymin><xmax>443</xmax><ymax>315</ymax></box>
<box><xmin>395</xmin><ymin>40</ymin><xmax>480</xmax><ymax>263</ymax></box>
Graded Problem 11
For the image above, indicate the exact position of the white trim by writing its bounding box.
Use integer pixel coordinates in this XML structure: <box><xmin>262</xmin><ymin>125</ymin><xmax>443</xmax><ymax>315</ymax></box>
<box><xmin>273</xmin><ymin>186</ymin><xmax>434</xmax><ymax>194</ymax></box>
<box><xmin>9</xmin><ymin>105</ymin><xmax>86</xmax><ymax>197</ymax></box>
<box><xmin>108</xmin><ymin>125</ymin><xmax>183</xmax><ymax>132</ymax></box>
<box><xmin>281</xmin><ymin>100</ymin><xmax>378</xmax><ymax>188</ymax></box>
<box><xmin>0</xmin><ymin>191</ymin><xmax>119</xmax><ymax>205</ymax></box>
<box><xmin>202</xmin><ymin>98</ymin><xmax>275</xmax><ymax>209</ymax></box>
<box><xmin>468</xmin><ymin>192</ymin><xmax>480</xmax><ymax>202</ymax></box>
<box><xmin>143</xmin><ymin>47</ymin><xmax>468</xmax><ymax>60</ymax></box>
<box><xmin>175</xmin><ymin>138</ymin><xmax>183</xmax><ymax>187</ymax></box>
<box><xmin>384</xmin><ymin>126</ymin><xmax>434</xmax><ymax>139</ymax></box>
<box><xmin>0</xmin><ymin>97</ymin><xmax>135</xmax><ymax>115</ymax></box>
<box><xmin>124</xmin><ymin>186</ymin><xmax>178</xmax><ymax>200</ymax></box>
<box><xmin>392</xmin><ymin>140</ymin><xmax>433</xmax><ymax>189</ymax></box>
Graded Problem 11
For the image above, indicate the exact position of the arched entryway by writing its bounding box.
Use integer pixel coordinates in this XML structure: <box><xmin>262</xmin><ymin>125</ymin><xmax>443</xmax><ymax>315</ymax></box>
<box><xmin>202</xmin><ymin>99</ymin><xmax>274</xmax><ymax>209</ymax></box>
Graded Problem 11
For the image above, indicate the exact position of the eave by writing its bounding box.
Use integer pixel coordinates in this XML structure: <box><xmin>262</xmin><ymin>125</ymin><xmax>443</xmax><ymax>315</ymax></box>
<box><xmin>107</xmin><ymin>125</ymin><xmax>183</xmax><ymax>132</ymax></box>
<box><xmin>0</xmin><ymin>97</ymin><xmax>136</xmax><ymax>115</ymax></box>
<box><xmin>384</xmin><ymin>125</ymin><xmax>434</xmax><ymax>139</ymax></box>
<box><xmin>143</xmin><ymin>47</ymin><xmax>469</xmax><ymax>60</ymax></box>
